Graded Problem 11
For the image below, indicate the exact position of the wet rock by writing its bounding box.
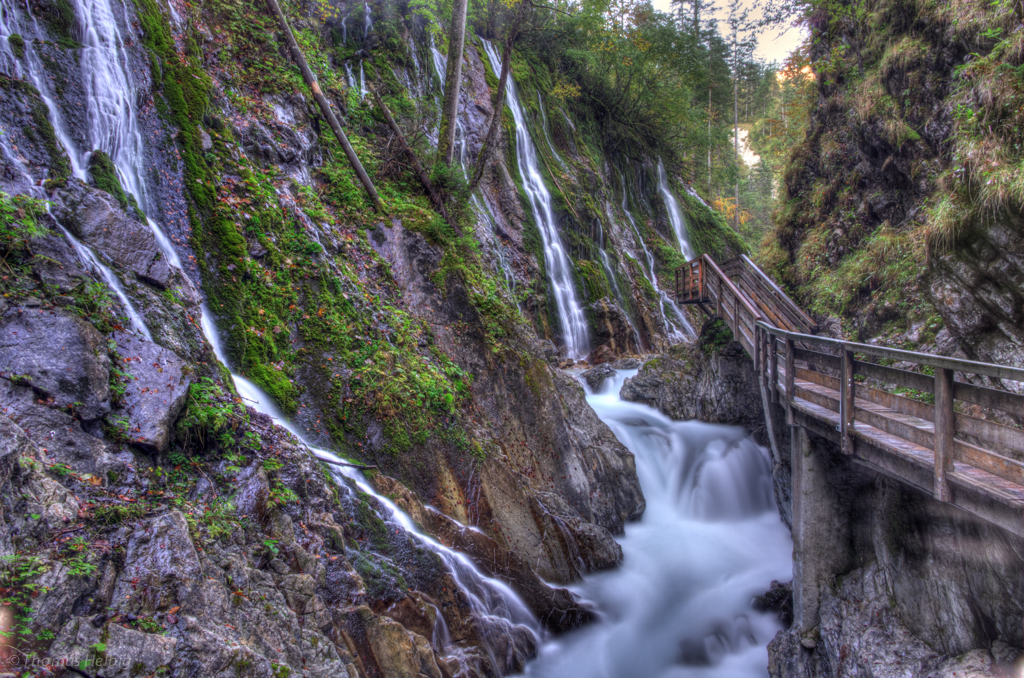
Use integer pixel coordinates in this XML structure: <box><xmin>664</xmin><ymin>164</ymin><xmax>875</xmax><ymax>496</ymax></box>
<box><xmin>107</xmin><ymin>330</ymin><xmax>191</xmax><ymax>453</ymax></box>
<box><xmin>753</xmin><ymin>579</ymin><xmax>793</xmax><ymax>627</ymax></box>
<box><xmin>0</xmin><ymin>305</ymin><xmax>111</xmax><ymax>420</ymax></box>
<box><xmin>49</xmin><ymin>617</ymin><xmax>177</xmax><ymax>678</ymax></box>
<box><xmin>55</xmin><ymin>183</ymin><xmax>173</xmax><ymax>288</ymax></box>
<box><xmin>587</xmin><ymin>297</ymin><xmax>640</xmax><ymax>355</ymax></box>
<box><xmin>111</xmin><ymin>510</ymin><xmax>203</xmax><ymax>614</ymax></box>
<box><xmin>532</xmin><ymin>490</ymin><xmax>623</xmax><ymax>575</ymax></box>
<box><xmin>586</xmin><ymin>343</ymin><xmax>615</xmax><ymax>366</ymax></box>
<box><xmin>580</xmin><ymin>363</ymin><xmax>615</xmax><ymax>391</ymax></box>
<box><xmin>0</xmin><ymin>377</ymin><xmax>126</xmax><ymax>476</ymax></box>
<box><xmin>621</xmin><ymin>323</ymin><xmax>761</xmax><ymax>432</ymax></box>
<box><xmin>610</xmin><ymin>357</ymin><xmax>642</xmax><ymax>370</ymax></box>
<box><xmin>31</xmin><ymin>223</ymin><xmax>91</xmax><ymax>293</ymax></box>
<box><xmin>371</xmin><ymin>474</ymin><xmax>597</xmax><ymax>633</ymax></box>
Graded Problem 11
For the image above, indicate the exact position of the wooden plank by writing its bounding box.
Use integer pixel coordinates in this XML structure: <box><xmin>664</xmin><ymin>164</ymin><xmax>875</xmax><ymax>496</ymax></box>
<box><xmin>854</xmin><ymin>360</ymin><xmax>934</xmax><ymax>394</ymax></box>
<box><xmin>793</xmin><ymin>347</ymin><xmax>841</xmax><ymax>372</ymax></box>
<box><xmin>736</xmin><ymin>268</ymin><xmax>808</xmax><ymax>333</ymax></box>
<box><xmin>954</xmin><ymin>445</ymin><xmax>1024</xmax><ymax>487</ymax></box>
<box><xmin>757</xmin><ymin>321</ymin><xmax>1024</xmax><ymax>383</ymax></box>
<box><xmin>954</xmin><ymin>412</ymin><xmax>1024</xmax><ymax>457</ymax></box>
<box><xmin>741</xmin><ymin>255</ymin><xmax>817</xmax><ymax>332</ymax></box>
<box><xmin>934</xmin><ymin>368</ymin><xmax>954</xmax><ymax>502</ymax></box>
<box><xmin>954</xmin><ymin>381</ymin><xmax>1024</xmax><ymax>417</ymax></box>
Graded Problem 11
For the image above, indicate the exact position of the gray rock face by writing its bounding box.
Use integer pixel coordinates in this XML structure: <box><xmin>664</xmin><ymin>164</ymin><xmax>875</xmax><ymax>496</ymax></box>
<box><xmin>580</xmin><ymin>363</ymin><xmax>615</xmax><ymax>391</ymax></box>
<box><xmin>50</xmin><ymin>617</ymin><xmax>177</xmax><ymax>678</ymax></box>
<box><xmin>587</xmin><ymin>297</ymin><xmax>641</xmax><ymax>356</ymax></box>
<box><xmin>620</xmin><ymin>340</ymin><xmax>762</xmax><ymax>432</ymax></box>
<box><xmin>111</xmin><ymin>510</ymin><xmax>204</xmax><ymax>613</ymax></box>
<box><xmin>0</xmin><ymin>305</ymin><xmax>111</xmax><ymax>420</ymax></box>
<box><xmin>56</xmin><ymin>184</ymin><xmax>173</xmax><ymax>288</ymax></box>
<box><xmin>769</xmin><ymin>562</ymin><xmax>1022</xmax><ymax>678</ymax></box>
<box><xmin>108</xmin><ymin>331</ymin><xmax>191</xmax><ymax>452</ymax></box>
<box><xmin>532</xmin><ymin>490</ymin><xmax>623</xmax><ymax>575</ymax></box>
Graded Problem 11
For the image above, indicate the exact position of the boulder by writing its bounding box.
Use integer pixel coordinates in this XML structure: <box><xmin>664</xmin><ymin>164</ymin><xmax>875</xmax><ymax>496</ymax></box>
<box><xmin>49</xmin><ymin>617</ymin><xmax>177</xmax><ymax>678</ymax></box>
<box><xmin>371</xmin><ymin>474</ymin><xmax>596</xmax><ymax>633</ymax></box>
<box><xmin>111</xmin><ymin>510</ymin><xmax>203</xmax><ymax>614</ymax></box>
<box><xmin>55</xmin><ymin>184</ymin><xmax>172</xmax><ymax>288</ymax></box>
<box><xmin>532</xmin><ymin>490</ymin><xmax>623</xmax><ymax>575</ymax></box>
<box><xmin>0</xmin><ymin>305</ymin><xmax>110</xmax><ymax>420</ymax></box>
<box><xmin>107</xmin><ymin>330</ymin><xmax>191</xmax><ymax>453</ymax></box>
<box><xmin>586</xmin><ymin>343</ymin><xmax>615</xmax><ymax>366</ymax></box>
<box><xmin>580</xmin><ymin>363</ymin><xmax>615</xmax><ymax>392</ymax></box>
<box><xmin>587</xmin><ymin>297</ymin><xmax>640</xmax><ymax>355</ymax></box>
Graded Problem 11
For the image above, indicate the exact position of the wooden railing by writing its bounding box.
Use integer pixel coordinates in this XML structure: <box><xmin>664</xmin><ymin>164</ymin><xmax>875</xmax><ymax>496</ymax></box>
<box><xmin>675</xmin><ymin>253</ymin><xmax>1024</xmax><ymax>536</ymax></box>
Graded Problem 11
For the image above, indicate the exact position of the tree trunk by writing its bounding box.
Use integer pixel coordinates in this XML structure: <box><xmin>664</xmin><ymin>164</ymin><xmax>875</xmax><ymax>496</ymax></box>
<box><xmin>437</xmin><ymin>0</ymin><xmax>468</xmax><ymax>166</ymax></box>
<box><xmin>264</xmin><ymin>0</ymin><xmax>381</xmax><ymax>210</ymax></box>
<box><xmin>374</xmin><ymin>90</ymin><xmax>455</xmax><ymax>228</ymax></box>
<box><xmin>734</xmin><ymin>72</ymin><xmax>739</xmax><ymax>230</ymax></box>
<box><xmin>468</xmin><ymin>2</ymin><xmax>527</xmax><ymax>193</ymax></box>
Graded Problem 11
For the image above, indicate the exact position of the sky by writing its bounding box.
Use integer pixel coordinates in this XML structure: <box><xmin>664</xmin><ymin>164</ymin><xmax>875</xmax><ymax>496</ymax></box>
<box><xmin>649</xmin><ymin>0</ymin><xmax>806</xmax><ymax>63</ymax></box>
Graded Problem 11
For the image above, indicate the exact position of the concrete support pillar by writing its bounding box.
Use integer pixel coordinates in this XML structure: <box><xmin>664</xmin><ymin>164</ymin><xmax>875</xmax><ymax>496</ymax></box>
<box><xmin>791</xmin><ymin>425</ymin><xmax>853</xmax><ymax>633</ymax></box>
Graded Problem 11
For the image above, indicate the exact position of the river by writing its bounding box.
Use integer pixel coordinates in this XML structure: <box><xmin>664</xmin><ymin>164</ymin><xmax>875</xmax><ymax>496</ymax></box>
<box><xmin>517</xmin><ymin>369</ymin><xmax>793</xmax><ymax>678</ymax></box>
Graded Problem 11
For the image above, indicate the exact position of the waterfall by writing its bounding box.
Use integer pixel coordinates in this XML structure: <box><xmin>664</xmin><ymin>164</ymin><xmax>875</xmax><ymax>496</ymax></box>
<box><xmin>480</xmin><ymin>39</ymin><xmax>589</xmax><ymax>359</ymax></box>
<box><xmin>358</xmin><ymin>61</ymin><xmax>366</xmax><ymax>101</ymax></box>
<box><xmin>618</xmin><ymin>171</ymin><xmax>692</xmax><ymax>341</ymax></box>
<box><xmin>518</xmin><ymin>370</ymin><xmax>792</xmax><ymax>676</ymax></box>
<box><xmin>363</xmin><ymin>1</ymin><xmax>372</xmax><ymax>38</ymax></box>
<box><xmin>344</xmin><ymin>62</ymin><xmax>356</xmax><ymax>90</ymax></box>
<box><xmin>0</xmin><ymin>0</ymin><xmax>85</xmax><ymax>181</ymax></box>
<box><xmin>657</xmin><ymin>159</ymin><xmax>694</xmax><ymax>260</ymax></box>
<box><xmin>56</xmin><ymin>223</ymin><xmax>153</xmax><ymax>341</ymax></box>
<box><xmin>537</xmin><ymin>92</ymin><xmax>568</xmax><ymax>171</ymax></box>
<box><xmin>340</xmin><ymin>15</ymin><xmax>347</xmax><ymax>43</ymax></box>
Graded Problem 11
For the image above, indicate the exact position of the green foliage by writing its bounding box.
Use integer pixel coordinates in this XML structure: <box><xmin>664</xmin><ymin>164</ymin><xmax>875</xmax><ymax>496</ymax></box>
<box><xmin>31</xmin><ymin>0</ymin><xmax>80</xmax><ymax>47</ymax></box>
<box><xmin>177</xmin><ymin>378</ymin><xmax>250</xmax><ymax>452</ymax></box>
<box><xmin>8</xmin><ymin>34</ymin><xmax>25</xmax><ymax>60</ymax></box>
<box><xmin>697</xmin><ymin>317</ymin><xmax>734</xmax><ymax>354</ymax></box>
<box><xmin>88</xmin><ymin>151</ymin><xmax>144</xmax><ymax>218</ymax></box>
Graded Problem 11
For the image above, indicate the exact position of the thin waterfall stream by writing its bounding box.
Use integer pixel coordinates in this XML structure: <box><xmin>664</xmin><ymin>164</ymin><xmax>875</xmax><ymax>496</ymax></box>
<box><xmin>516</xmin><ymin>370</ymin><xmax>792</xmax><ymax>677</ymax></box>
<box><xmin>481</xmin><ymin>38</ymin><xmax>590</xmax><ymax>359</ymax></box>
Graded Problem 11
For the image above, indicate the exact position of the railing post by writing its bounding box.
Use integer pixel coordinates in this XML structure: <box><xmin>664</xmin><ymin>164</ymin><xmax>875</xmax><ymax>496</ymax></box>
<box><xmin>716</xmin><ymin>274</ymin><xmax>724</xmax><ymax>319</ymax></box>
<box><xmin>754</xmin><ymin>326</ymin><xmax>761</xmax><ymax>375</ymax></box>
<box><xmin>698</xmin><ymin>260</ymin><xmax>704</xmax><ymax>302</ymax></box>
<box><xmin>840</xmin><ymin>348</ymin><xmax>855</xmax><ymax>454</ymax></box>
<box><xmin>769</xmin><ymin>333</ymin><xmax>779</xmax><ymax>403</ymax></box>
<box><xmin>785</xmin><ymin>337</ymin><xmax>795</xmax><ymax>425</ymax></box>
<box><xmin>934</xmin><ymin>367</ymin><xmax>955</xmax><ymax>502</ymax></box>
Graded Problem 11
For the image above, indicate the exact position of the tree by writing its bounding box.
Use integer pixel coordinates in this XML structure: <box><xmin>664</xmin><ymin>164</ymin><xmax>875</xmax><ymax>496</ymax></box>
<box><xmin>726</xmin><ymin>0</ymin><xmax>755</xmax><ymax>229</ymax></box>
<box><xmin>437</xmin><ymin>0</ymin><xmax>469</xmax><ymax>166</ymax></box>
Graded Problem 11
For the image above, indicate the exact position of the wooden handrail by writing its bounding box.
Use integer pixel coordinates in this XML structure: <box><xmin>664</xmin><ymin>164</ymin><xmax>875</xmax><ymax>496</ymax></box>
<box><xmin>740</xmin><ymin>255</ymin><xmax>817</xmax><ymax>332</ymax></box>
<box><xmin>755</xmin><ymin>322</ymin><xmax>1024</xmax><ymax>384</ymax></box>
<box><xmin>703</xmin><ymin>255</ymin><xmax>763</xmax><ymax>324</ymax></box>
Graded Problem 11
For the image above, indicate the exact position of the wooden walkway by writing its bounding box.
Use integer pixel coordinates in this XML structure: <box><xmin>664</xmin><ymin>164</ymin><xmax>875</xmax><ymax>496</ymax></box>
<box><xmin>676</xmin><ymin>254</ymin><xmax>1024</xmax><ymax>537</ymax></box>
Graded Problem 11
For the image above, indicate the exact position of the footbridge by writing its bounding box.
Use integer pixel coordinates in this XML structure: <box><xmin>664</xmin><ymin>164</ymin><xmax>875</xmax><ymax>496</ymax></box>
<box><xmin>675</xmin><ymin>254</ymin><xmax>1024</xmax><ymax>538</ymax></box>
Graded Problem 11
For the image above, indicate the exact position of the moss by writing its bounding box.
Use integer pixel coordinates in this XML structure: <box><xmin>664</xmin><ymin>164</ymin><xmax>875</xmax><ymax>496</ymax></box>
<box><xmin>28</xmin><ymin>100</ymin><xmax>71</xmax><ymax>183</ymax></box>
<box><xmin>32</xmin><ymin>0</ymin><xmax>80</xmax><ymax>48</ymax></box>
<box><xmin>575</xmin><ymin>259</ymin><xmax>610</xmax><ymax>302</ymax></box>
<box><xmin>8</xmin><ymin>34</ymin><xmax>25</xmax><ymax>60</ymax></box>
<box><xmin>697</xmin><ymin>317</ymin><xmax>734</xmax><ymax>355</ymax></box>
<box><xmin>87</xmin><ymin>151</ymin><xmax>143</xmax><ymax>218</ymax></box>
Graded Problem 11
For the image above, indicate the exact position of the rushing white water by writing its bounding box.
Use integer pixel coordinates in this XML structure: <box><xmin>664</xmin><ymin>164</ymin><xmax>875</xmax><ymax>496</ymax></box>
<box><xmin>344</xmin><ymin>62</ymin><xmax>356</xmax><ymax>90</ymax></box>
<box><xmin>340</xmin><ymin>15</ymin><xmax>347</xmax><ymax>43</ymax></box>
<box><xmin>518</xmin><ymin>370</ymin><xmax>792</xmax><ymax>677</ymax></box>
<box><xmin>618</xmin><ymin>172</ymin><xmax>692</xmax><ymax>341</ymax></box>
<box><xmin>362</xmin><ymin>1</ymin><xmax>372</xmax><ymax>38</ymax></box>
<box><xmin>57</xmin><ymin>223</ymin><xmax>153</xmax><ymax>340</ymax></box>
<box><xmin>657</xmin><ymin>159</ymin><xmax>694</xmax><ymax>260</ymax></box>
<box><xmin>481</xmin><ymin>39</ymin><xmax>589</xmax><ymax>359</ymax></box>
<box><xmin>358</xmin><ymin>61</ymin><xmax>367</xmax><ymax>101</ymax></box>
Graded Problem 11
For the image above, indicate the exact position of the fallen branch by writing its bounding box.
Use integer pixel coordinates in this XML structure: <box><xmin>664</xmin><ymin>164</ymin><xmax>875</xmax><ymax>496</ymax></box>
<box><xmin>317</xmin><ymin>457</ymin><xmax>378</xmax><ymax>470</ymax></box>
<box><xmin>264</xmin><ymin>0</ymin><xmax>381</xmax><ymax>211</ymax></box>
<box><xmin>373</xmin><ymin>89</ymin><xmax>455</xmax><ymax>230</ymax></box>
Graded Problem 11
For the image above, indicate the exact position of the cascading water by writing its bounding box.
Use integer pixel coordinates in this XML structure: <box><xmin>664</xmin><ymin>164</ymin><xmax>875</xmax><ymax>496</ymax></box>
<box><xmin>340</xmin><ymin>15</ymin><xmax>347</xmax><ymax>43</ymax></box>
<box><xmin>481</xmin><ymin>39</ymin><xmax>589</xmax><ymax>358</ymax></box>
<box><xmin>537</xmin><ymin>92</ymin><xmax>568</xmax><ymax>172</ymax></box>
<box><xmin>657</xmin><ymin>159</ymin><xmax>694</xmax><ymax>260</ymax></box>
<box><xmin>618</xmin><ymin>171</ymin><xmax>692</xmax><ymax>341</ymax></box>
<box><xmin>358</xmin><ymin>61</ymin><xmax>367</xmax><ymax>101</ymax></box>
<box><xmin>56</xmin><ymin>223</ymin><xmax>153</xmax><ymax>341</ymax></box>
<box><xmin>344</xmin><ymin>62</ymin><xmax>356</xmax><ymax>90</ymax></box>
<box><xmin>362</xmin><ymin>1</ymin><xmax>372</xmax><ymax>38</ymax></box>
<box><xmin>517</xmin><ymin>370</ymin><xmax>792</xmax><ymax>677</ymax></box>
